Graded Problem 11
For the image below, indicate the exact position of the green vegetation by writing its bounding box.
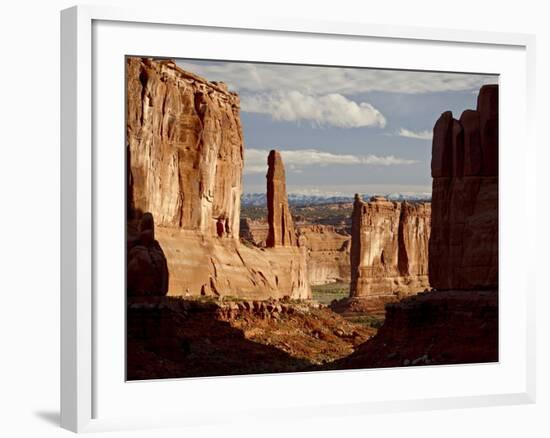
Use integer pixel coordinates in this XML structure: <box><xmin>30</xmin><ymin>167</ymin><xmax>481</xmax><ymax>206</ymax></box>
<box><xmin>311</xmin><ymin>282</ymin><xmax>350</xmax><ymax>305</ymax></box>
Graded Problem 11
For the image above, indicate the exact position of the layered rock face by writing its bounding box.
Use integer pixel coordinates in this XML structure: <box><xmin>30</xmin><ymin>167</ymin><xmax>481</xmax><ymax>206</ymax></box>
<box><xmin>240</xmin><ymin>219</ymin><xmax>351</xmax><ymax>285</ymax></box>
<box><xmin>127</xmin><ymin>57</ymin><xmax>243</xmax><ymax>238</ymax></box>
<box><xmin>350</xmin><ymin>195</ymin><xmax>431</xmax><ymax>299</ymax></box>
<box><xmin>239</xmin><ymin>218</ymin><xmax>269</xmax><ymax>247</ymax></box>
<box><xmin>127</xmin><ymin>58</ymin><xmax>309</xmax><ymax>299</ymax></box>
<box><xmin>429</xmin><ymin>84</ymin><xmax>498</xmax><ymax>290</ymax></box>
<box><xmin>339</xmin><ymin>84</ymin><xmax>500</xmax><ymax>367</ymax></box>
<box><xmin>266</xmin><ymin>150</ymin><xmax>297</xmax><ymax>247</ymax></box>
<box><xmin>297</xmin><ymin>225</ymin><xmax>351</xmax><ymax>285</ymax></box>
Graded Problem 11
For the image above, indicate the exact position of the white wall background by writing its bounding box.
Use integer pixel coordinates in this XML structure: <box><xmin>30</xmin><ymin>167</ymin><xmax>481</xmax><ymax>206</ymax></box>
<box><xmin>0</xmin><ymin>1</ymin><xmax>546</xmax><ymax>436</ymax></box>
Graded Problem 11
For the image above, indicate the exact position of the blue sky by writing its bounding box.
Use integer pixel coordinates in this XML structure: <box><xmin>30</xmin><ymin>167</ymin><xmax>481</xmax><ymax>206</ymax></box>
<box><xmin>176</xmin><ymin>59</ymin><xmax>497</xmax><ymax>196</ymax></box>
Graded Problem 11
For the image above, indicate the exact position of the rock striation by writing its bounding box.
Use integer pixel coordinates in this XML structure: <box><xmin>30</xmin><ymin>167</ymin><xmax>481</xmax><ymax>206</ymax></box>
<box><xmin>240</xmin><ymin>219</ymin><xmax>351</xmax><ymax>285</ymax></box>
<box><xmin>127</xmin><ymin>57</ymin><xmax>243</xmax><ymax>238</ymax></box>
<box><xmin>266</xmin><ymin>150</ymin><xmax>297</xmax><ymax>247</ymax></box>
<box><xmin>334</xmin><ymin>85</ymin><xmax>500</xmax><ymax>368</ymax></box>
<box><xmin>127</xmin><ymin>58</ymin><xmax>310</xmax><ymax>299</ymax></box>
<box><xmin>239</xmin><ymin>218</ymin><xmax>269</xmax><ymax>247</ymax></box>
<box><xmin>429</xmin><ymin>84</ymin><xmax>498</xmax><ymax>290</ymax></box>
<box><xmin>350</xmin><ymin>195</ymin><xmax>431</xmax><ymax>299</ymax></box>
<box><xmin>297</xmin><ymin>225</ymin><xmax>351</xmax><ymax>285</ymax></box>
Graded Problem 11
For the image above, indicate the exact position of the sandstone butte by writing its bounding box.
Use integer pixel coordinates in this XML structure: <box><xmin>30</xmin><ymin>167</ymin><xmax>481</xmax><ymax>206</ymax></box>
<box><xmin>126</xmin><ymin>57</ymin><xmax>310</xmax><ymax>300</ymax></box>
<box><xmin>349</xmin><ymin>195</ymin><xmax>431</xmax><ymax>304</ymax></box>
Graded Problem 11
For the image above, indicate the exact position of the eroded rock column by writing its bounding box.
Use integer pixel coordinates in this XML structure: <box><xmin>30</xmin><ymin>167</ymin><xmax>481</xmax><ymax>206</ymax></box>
<box><xmin>349</xmin><ymin>195</ymin><xmax>431</xmax><ymax>299</ymax></box>
<box><xmin>266</xmin><ymin>150</ymin><xmax>297</xmax><ymax>248</ymax></box>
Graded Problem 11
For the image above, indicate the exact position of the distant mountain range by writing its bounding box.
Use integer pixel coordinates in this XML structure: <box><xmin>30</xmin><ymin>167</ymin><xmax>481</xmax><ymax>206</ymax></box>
<box><xmin>241</xmin><ymin>192</ymin><xmax>432</xmax><ymax>207</ymax></box>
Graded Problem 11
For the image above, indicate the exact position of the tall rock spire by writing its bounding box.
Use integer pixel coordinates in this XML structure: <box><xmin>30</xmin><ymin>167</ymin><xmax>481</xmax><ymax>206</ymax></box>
<box><xmin>266</xmin><ymin>150</ymin><xmax>297</xmax><ymax>248</ymax></box>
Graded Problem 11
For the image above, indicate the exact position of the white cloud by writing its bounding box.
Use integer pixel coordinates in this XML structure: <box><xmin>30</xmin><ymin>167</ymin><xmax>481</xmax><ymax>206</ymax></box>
<box><xmin>397</xmin><ymin>128</ymin><xmax>433</xmax><ymax>140</ymax></box>
<box><xmin>244</xmin><ymin>148</ymin><xmax>417</xmax><ymax>174</ymax></box>
<box><xmin>176</xmin><ymin>60</ymin><xmax>497</xmax><ymax>96</ymax></box>
<box><xmin>242</xmin><ymin>91</ymin><xmax>386</xmax><ymax>128</ymax></box>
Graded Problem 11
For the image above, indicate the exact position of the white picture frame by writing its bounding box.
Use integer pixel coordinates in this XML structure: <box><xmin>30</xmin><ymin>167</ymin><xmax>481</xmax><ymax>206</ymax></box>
<box><xmin>60</xmin><ymin>4</ymin><xmax>536</xmax><ymax>433</ymax></box>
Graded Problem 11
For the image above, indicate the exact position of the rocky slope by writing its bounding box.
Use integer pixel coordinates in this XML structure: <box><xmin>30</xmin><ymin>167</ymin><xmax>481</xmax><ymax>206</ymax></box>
<box><xmin>127</xmin><ymin>58</ymin><xmax>309</xmax><ymax>299</ymax></box>
<box><xmin>326</xmin><ymin>289</ymin><xmax>497</xmax><ymax>369</ymax></box>
<box><xmin>127</xmin><ymin>297</ymin><xmax>376</xmax><ymax>380</ymax></box>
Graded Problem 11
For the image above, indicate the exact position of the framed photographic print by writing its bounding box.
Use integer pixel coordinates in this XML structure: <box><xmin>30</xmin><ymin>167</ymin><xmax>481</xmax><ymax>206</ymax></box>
<box><xmin>61</xmin><ymin>5</ymin><xmax>536</xmax><ymax>433</ymax></box>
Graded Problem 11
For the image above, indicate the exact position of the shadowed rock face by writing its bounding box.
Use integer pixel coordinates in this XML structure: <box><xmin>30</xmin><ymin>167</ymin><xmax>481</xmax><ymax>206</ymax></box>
<box><xmin>325</xmin><ymin>289</ymin><xmax>498</xmax><ymax>370</ymax></box>
<box><xmin>127</xmin><ymin>213</ymin><xmax>169</xmax><ymax>296</ymax></box>
<box><xmin>429</xmin><ymin>84</ymin><xmax>498</xmax><ymax>290</ymax></box>
<box><xmin>126</xmin><ymin>58</ymin><xmax>310</xmax><ymax>299</ymax></box>
<box><xmin>350</xmin><ymin>195</ymin><xmax>431</xmax><ymax>299</ymax></box>
<box><xmin>328</xmin><ymin>85</ymin><xmax>499</xmax><ymax>369</ymax></box>
<box><xmin>266</xmin><ymin>150</ymin><xmax>297</xmax><ymax>248</ymax></box>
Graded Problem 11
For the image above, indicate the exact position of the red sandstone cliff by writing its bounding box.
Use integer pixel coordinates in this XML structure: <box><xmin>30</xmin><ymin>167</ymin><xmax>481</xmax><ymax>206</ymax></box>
<box><xmin>429</xmin><ymin>84</ymin><xmax>498</xmax><ymax>290</ymax></box>
<box><xmin>240</xmin><ymin>220</ymin><xmax>351</xmax><ymax>285</ymax></box>
<box><xmin>331</xmin><ymin>85</ymin><xmax>499</xmax><ymax>368</ymax></box>
<box><xmin>126</xmin><ymin>58</ymin><xmax>310</xmax><ymax>299</ymax></box>
<box><xmin>297</xmin><ymin>225</ymin><xmax>351</xmax><ymax>285</ymax></box>
<box><xmin>350</xmin><ymin>195</ymin><xmax>431</xmax><ymax>299</ymax></box>
<box><xmin>127</xmin><ymin>57</ymin><xmax>243</xmax><ymax>237</ymax></box>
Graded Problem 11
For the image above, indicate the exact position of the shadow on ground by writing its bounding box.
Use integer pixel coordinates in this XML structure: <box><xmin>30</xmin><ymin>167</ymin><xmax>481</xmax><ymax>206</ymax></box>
<box><xmin>127</xmin><ymin>299</ymin><xmax>313</xmax><ymax>380</ymax></box>
<box><xmin>34</xmin><ymin>411</ymin><xmax>59</xmax><ymax>427</ymax></box>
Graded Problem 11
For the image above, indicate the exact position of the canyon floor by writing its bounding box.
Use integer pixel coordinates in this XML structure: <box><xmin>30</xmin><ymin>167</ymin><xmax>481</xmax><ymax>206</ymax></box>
<box><xmin>127</xmin><ymin>289</ymin><xmax>497</xmax><ymax>380</ymax></box>
<box><xmin>127</xmin><ymin>297</ymin><xmax>378</xmax><ymax>380</ymax></box>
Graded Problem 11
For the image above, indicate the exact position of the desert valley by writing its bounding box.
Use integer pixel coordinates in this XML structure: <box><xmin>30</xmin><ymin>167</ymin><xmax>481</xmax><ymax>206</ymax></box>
<box><xmin>126</xmin><ymin>57</ymin><xmax>498</xmax><ymax>379</ymax></box>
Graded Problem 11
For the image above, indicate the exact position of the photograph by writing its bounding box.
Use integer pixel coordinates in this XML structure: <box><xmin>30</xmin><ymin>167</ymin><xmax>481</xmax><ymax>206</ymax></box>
<box><xmin>125</xmin><ymin>56</ymin><xmax>499</xmax><ymax>380</ymax></box>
